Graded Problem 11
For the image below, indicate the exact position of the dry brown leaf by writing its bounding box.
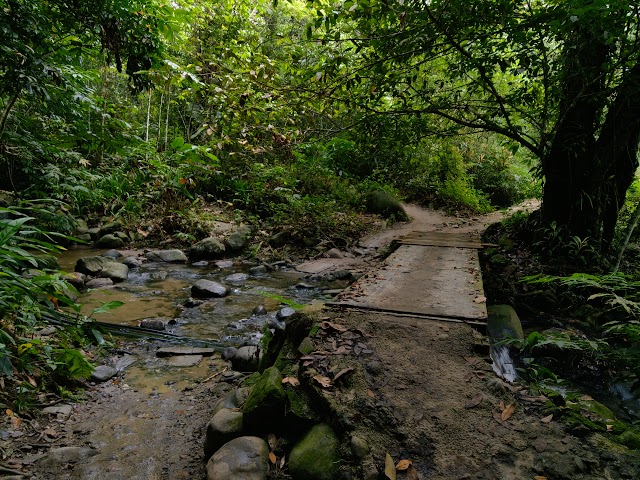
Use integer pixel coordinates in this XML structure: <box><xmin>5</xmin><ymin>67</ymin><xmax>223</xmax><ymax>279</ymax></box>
<box><xmin>27</xmin><ymin>376</ymin><xmax>37</xmax><ymax>388</ymax></box>
<box><xmin>384</xmin><ymin>453</ymin><xmax>397</xmax><ymax>480</ymax></box>
<box><xmin>465</xmin><ymin>393</ymin><xmax>483</xmax><ymax>409</ymax></box>
<box><xmin>580</xmin><ymin>395</ymin><xmax>594</xmax><ymax>401</ymax></box>
<box><xmin>320</xmin><ymin>321</ymin><xmax>348</xmax><ymax>333</ymax></box>
<box><xmin>396</xmin><ymin>459</ymin><xmax>413</xmax><ymax>470</ymax></box>
<box><xmin>268</xmin><ymin>433</ymin><xmax>277</xmax><ymax>450</ymax></box>
<box><xmin>43</xmin><ymin>426</ymin><xmax>58</xmax><ymax>437</ymax></box>
<box><xmin>501</xmin><ymin>402</ymin><xmax>516</xmax><ymax>421</ymax></box>
<box><xmin>499</xmin><ymin>400</ymin><xmax>505</xmax><ymax>411</ymax></box>
<box><xmin>474</xmin><ymin>295</ymin><xmax>487</xmax><ymax>303</ymax></box>
<box><xmin>282</xmin><ymin>377</ymin><xmax>300</xmax><ymax>387</ymax></box>
<box><xmin>269</xmin><ymin>451</ymin><xmax>277</xmax><ymax>464</ymax></box>
<box><xmin>333</xmin><ymin>367</ymin><xmax>355</xmax><ymax>382</ymax></box>
<box><xmin>541</xmin><ymin>414</ymin><xmax>553</xmax><ymax>423</ymax></box>
<box><xmin>313</xmin><ymin>375</ymin><xmax>332</xmax><ymax>388</ymax></box>
<box><xmin>11</xmin><ymin>416</ymin><xmax>21</xmax><ymax>428</ymax></box>
<box><xmin>534</xmin><ymin>477</ymin><xmax>548</xmax><ymax>480</ymax></box>
<box><xmin>6</xmin><ymin>408</ymin><xmax>14</xmax><ymax>417</ymax></box>
<box><xmin>366</xmin><ymin>390</ymin><xmax>376</xmax><ymax>398</ymax></box>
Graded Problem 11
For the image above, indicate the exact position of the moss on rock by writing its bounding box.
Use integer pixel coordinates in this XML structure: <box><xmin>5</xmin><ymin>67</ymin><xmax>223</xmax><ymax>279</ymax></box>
<box><xmin>288</xmin><ymin>423</ymin><xmax>341</xmax><ymax>480</ymax></box>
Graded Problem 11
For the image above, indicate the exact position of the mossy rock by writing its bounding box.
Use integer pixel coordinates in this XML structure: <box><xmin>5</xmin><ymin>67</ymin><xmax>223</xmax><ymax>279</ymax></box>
<box><xmin>487</xmin><ymin>305</ymin><xmax>524</xmax><ymax>341</ymax></box>
<box><xmin>288</xmin><ymin>423</ymin><xmax>341</xmax><ymax>480</ymax></box>
<box><xmin>258</xmin><ymin>326</ymin><xmax>286</xmax><ymax>372</ymax></box>
<box><xmin>365</xmin><ymin>190</ymin><xmax>409</xmax><ymax>221</ymax></box>
<box><xmin>286</xmin><ymin>387</ymin><xmax>321</xmax><ymax>425</ymax></box>
<box><xmin>242</xmin><ymin>367</ymin><xmax>287</xmax><ymax>432</ymax></box>
<box><xmin>618</xmin><ymin>430</ymin><xmax>640</xmax><ymax>450</ymax></box>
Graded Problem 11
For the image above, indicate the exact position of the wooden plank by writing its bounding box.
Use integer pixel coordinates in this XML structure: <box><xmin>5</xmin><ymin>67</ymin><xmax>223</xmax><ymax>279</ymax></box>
<box><xmin>330</xmin><ymin>244</ymin><xmax>487</xmax><ymax>322</ymax></box>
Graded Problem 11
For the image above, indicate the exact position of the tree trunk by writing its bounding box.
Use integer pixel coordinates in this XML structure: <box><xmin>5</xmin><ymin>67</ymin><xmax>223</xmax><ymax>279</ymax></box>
<box><xmin>541</xmin><ymin>26</ymin><xmax>611</xmax><ymax>243</ymax></box>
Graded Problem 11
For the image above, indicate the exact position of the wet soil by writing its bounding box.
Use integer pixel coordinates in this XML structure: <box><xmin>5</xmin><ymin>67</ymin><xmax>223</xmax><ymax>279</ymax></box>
<box><xmin>4</xmin><ymin>200</ymin><xmax>640</xmax><ymax>479</ymax></box>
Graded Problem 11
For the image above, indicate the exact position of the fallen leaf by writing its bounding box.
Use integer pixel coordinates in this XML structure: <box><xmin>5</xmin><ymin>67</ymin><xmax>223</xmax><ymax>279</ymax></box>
<box><xmin>474</xmin><ymin>295</ymin><xmax>487</xmax><ymax>303</ymax></box>
<box><xmin>384</xmin><ymin>453</ymin><xmax>397</xmax><ymax>480</ymax></box>
<box><xmin>501</xmin><ymin>402</ymin><xmax>516</xmax><ymax>421</ymax></box>
<box><xmin>27</xmin><ymin>376</ymin><xmax>37</xmax><ymax>388</ymax></box>
<box><xmin>43</xmin><ymin>426</ymin><xmax>58</xmax><ymax>437</ymax></box>
<box><xmin>282</xmin><ymin>377</ymin><xmax>300</xmax><ymax>387</ymax></box>
<box><xmin>580</xmin><ymin>395</ymin><xmax>594</xmax><ymax>401</ymax></box>
<box><xmin>11</xmin><ymin>416</ymin><xmax>21</xmax><ymax>428</ymax></box>
<box><xmin>367</xmin><ymin>389</ymin><xmax>376</xmax><ymax>398</ymax></box>
<box><xmin>333</xmin><ymin>367</ymin><xmax>355</xmax><ymax>382</ymax></box>
<box><xmin>465</xmin><ymin>393</ymin><xmax>483</xmax><ymax>409</ymax></box>
<box><xmin>313</xmin><ymin>375</ymin><xmax>332</xmax><ymax>388</ymax></box>
<box><xmin>6</xmin><ymin>409</ymin><xmax>14</xmax><ymax>417</ymax></box>
<box><xmin>534</xmin><ymin>477</ymin><xmax>547</xmax><ymax>480</ymax></box>
<box><xmin>520</xmin><ymin>395</ymin><xmax>547</xmax><ymax>403</ymax></box>
<box><xmin>541</xmin><ymin>414</ymin><xmax>553</xmax><ymax>423</ymax></box>
<box><xmin>268</xmin><ymin>433</ymin><xmax>277</xmax><ymax>450</ymax></box>
<box><xmin>269</xmin><ymin>451</ymin><xmax>277</xmax><ymax>464</ymax></box>
<box><xmin>333</xmin><ymin>345</ymin><xmax>351</xmax><ymax>355</ymax></box>
<box><xmin>279</xmin><ymin>455</ymin><xmax>285</xmax><ymax>468</ymax></box>
<box><xmin>396</xmin><ymin>459</ymin><xmax>413</xmax><ymax>470</ymax></box>
<box><xmin>320</xmin><ymin>321</ymin><xmax>348</xmax><ymax>333</ymax></box>
<box><xmin>606</xmin><ymin>424</ymin><xmax>614</xmax><ymax>431</ymax></box>
<box><xmin>499</xmin><ymin>400</ymin><xmax>505</xmax><ymax>411</ymax></box>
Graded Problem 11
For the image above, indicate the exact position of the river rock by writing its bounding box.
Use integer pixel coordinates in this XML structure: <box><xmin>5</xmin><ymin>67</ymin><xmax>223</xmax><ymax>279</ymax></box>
<box><xmin>75</xmin><ymin>233</ymin><xmax>92</xmax><ymax>243</ymax></box>
<box><xmin>96</xmin><ymin>234</ymin><xmax>125</xmax><ymax>249</ymax></box>
<box><xmin>325</xmin><ymin>248</ymin><xmax>344</xmax><ymax>258</ymax></box>
<box><xmin>212</xmin><ymin>388</ymin><xmax>252</xmax><ymax>417</ymax></box>
<box><xmin>206</xmin><ymin>436</ymin><xmax>268</xmax><ymax>480</ymax></box>
<box><xmin>242</xmin><ymin>367</ymin><xmax>287</xmax><ymax>431</ymax></box>
<box><xmin>225</xmin><ymin>273</ymin><xmax>250</xmax><ymax>285</ymax></box>
<box><xmin>98</xmin><ymin>261</ymin><xmax>128</xmax><ymax>282</ymax></box>
<box><xmin>145</xmin><ymin>249</ymin><xmax>188</xmax><ymax>263</ymax></box>
<box><xmin>38</xmin><ymin>446</ymin><xmax>98</xmax><ymax>467</ymax></box>
<box><xmin>192</xmin><ymin>279</ymin><xmax>230</xmax><ymax>298</ymax></box>
<box><xmin>75</xmin><ymin>256</ymin><xmax>114</xmax><ymax>275</ymax></box>
<box><xmin>74</xmin><ymin>219</ymin><xmax>89</xmax><ymax>235</ymax></box>
<box><xmin>350</xmin><ymin>435</ymin><xmax>370</xmax><ymax>460</ymax></box>
<box><xmin>122</xmin><ymin>256</ymin><xmax>142</xmax><ymax>268</ymax></box>
<box><xmin>215</xmin><ymin>260</ymin><xmax>234</xmax><ymax>269</ymax></box>
<box><xmin>114</xmin><ymin>231</ymin><xmax>128</xmax><ymax>240</ymax></box>
<box><xmin>91</xmin><ymin>365</ymin><xmax>117</xmax><ymax>382</ymax></box>
<box><xmin>252</xmin><ymin>305</ymin><xmax>268</xmax><ymax>316</ymax></box>
<box><xmin>365</xmin><ymin>190</ymin><xmax>409</xmax><ymax>220</ymax></box>
<box><xmin>288</xmin><ymin>423</ymin><xmax>341</xmax><ymax>480</ymax></box>
<box><xmin>98</xmin><ymin>220</ymin><xmax>121</xmax><ymax>236</ymax></box>
<box><xmin>63</xmin><ymin>272</ymin><xmax>86</xmax><ymax>290</ymax></box>
<box><xmin>268</xmin><ymin>231</ymin><xmax>289</xmax><ymax>248</ymax></box>
<box><xmin>231</xmin><ymin>346</ymin><xmax>261</xmax><ymax>372</ymax></box>
<box><xmin>88</xmin><ymin>227</ymin><xmax>100</xmax><ymax>240</ymax></box>
<box><xmin>190</xmin><ymin>237</ymin><xmax>226</xmax><ymax>260</ymax></box>
<box><xmin>487</xmin><ymin>305</ymin><xmax>524</xmax><ymax>341</ymax></box>
<box><xmin>192</xmin><ymin>260</ymin><xmax>209</xmax><ymax>267</ymax></box>
<box><xmin>166</xmin><ymin>355</ymin><xmax>203</xmax><ymax>367</ymax></box>
<box><xmin>42</xmin><ymin>404</ymin><xmax>73</xmax><ymax>416</ymax></box>
<box><xmin>249</xmin><ymin>265</ymin><xmax>267</xmax><ymax>275</ymax></box>
<box><xmin>225</xmin><ymin>225</ymin><xmax>254</xmax><ymax>252</ymax></box>
<box><xmin>102</xmin><ymin>249</ymin><xmax>122</xmax><ymax>259</ymax></box>
<box><xmin>86</xmin><ymin>278</ymin><xmax>114</xmax><ymax>288</ymax></box>
<box><xmin>204</xmin><ymin>408</ymin><xmax>245</xmax><ymax>460</ymax></box>
<box><xmin>139</xmin><ymin>317</ymin><xmax>176</xmax><ymax>330</ymax></box>
<box><xmin>183</xmin><ymin>297</ymin><xmax>203</xmax><ymax>308</ymax></box>
<box><xmin>276</xmin><ymin>307</ymin><xmax>296</xmax><ymax>320</ymax></box>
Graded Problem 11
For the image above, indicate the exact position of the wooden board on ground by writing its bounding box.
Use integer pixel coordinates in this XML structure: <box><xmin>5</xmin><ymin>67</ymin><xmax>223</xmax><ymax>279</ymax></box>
<box><xmin>329</xmin><ymin>241</ymin><xmax>487</xmax><ymax>324</ymax></box>
<box><xmin>398</xmin><ymin>231</ymin><xmax>492</xmax><ymax>249</ymax></box>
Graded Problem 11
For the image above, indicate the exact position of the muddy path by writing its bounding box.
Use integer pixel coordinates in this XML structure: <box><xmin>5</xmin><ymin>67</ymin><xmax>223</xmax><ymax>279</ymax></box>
<box><xmin>6</xmin><ymin>200</ymin><xmax>638</xmax><ymax>480</ymax></box>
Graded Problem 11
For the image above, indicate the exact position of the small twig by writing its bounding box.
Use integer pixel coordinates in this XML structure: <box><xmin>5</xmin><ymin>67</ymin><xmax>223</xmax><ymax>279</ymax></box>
<box><xmin>202</xmin><ymin>367</ymin><xmax>228</xmax><ymax>383</ymax></box>
<box><xmin>0</xmin><ymin>464</ymin><xmax>26</xmax><ymax>476</ymax></box>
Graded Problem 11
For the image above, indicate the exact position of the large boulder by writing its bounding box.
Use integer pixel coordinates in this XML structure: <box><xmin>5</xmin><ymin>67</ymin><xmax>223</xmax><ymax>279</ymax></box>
<box><xmin>98</xmin><ymin>220</ymin><xmax>122</xmax><ymax>237</ymax></box>
<box><xmin>145</xmin><ymin>249</ymin><xmax>188</xmax><ymax>263</ymax></box>
<box><xmin>206</xmin><ymin>436</ymin><xmax>268</xmax><ymax>480</ymax></box>
<box><xmin>204</xmin><ymin>408</ymin><xmax>244</xmax><ymax>460</ymax></box>
<box><xmin>191</xmin><ymin>279</ymin><xmax>230</xmax><ymax>298</ymax></box>
<box><xmin>190</xmin><ymin>237</ymin><xmax>226</xmax><ymax>260</ymax></box>
<box><xmin>225</xmin><ymin>225</ymin><xmax>255</xmax><ymax>252</ymax></box>
<box><xmin>365</xmin><ymin>190</ymin><xmax>409</xmax><ymax>221</ymax></box>
<box><xmin>242</xmin><ymin>367</ymin><xmax>287</xmax><ymax>432</ymax></box>
<box><xmin>288</xmin><ymin>423</ymin><xmax>341</xmax><ymax>480</ymax></box>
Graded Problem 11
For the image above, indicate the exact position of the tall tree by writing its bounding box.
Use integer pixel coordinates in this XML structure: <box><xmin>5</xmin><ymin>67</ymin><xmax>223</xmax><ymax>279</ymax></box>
<box><xmin>310</xmin><ymin>0</ymin><xmax>640</xmax><ymax>250</ymax></box>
